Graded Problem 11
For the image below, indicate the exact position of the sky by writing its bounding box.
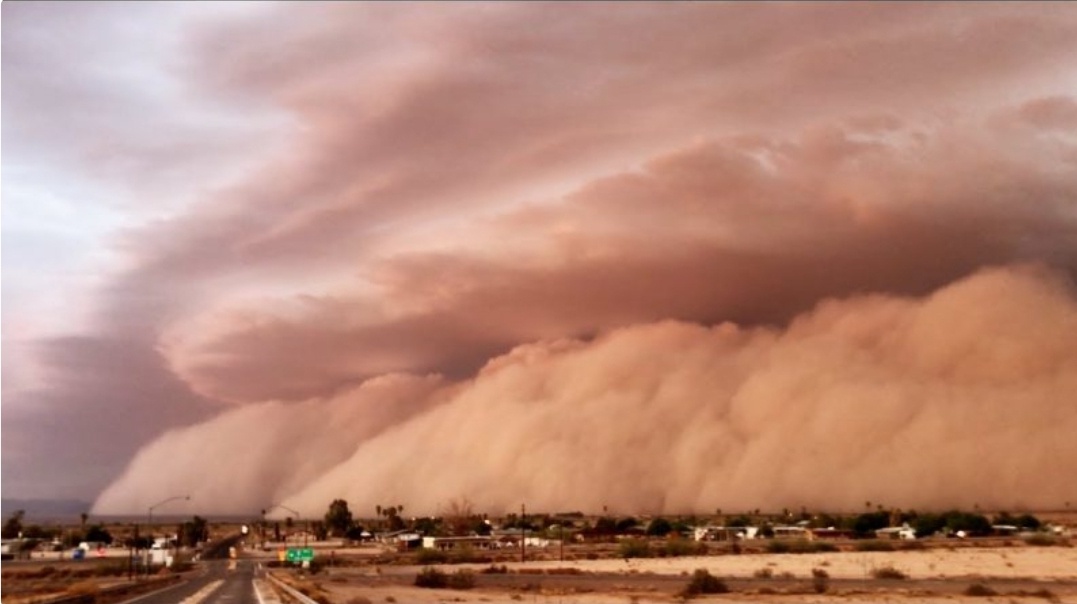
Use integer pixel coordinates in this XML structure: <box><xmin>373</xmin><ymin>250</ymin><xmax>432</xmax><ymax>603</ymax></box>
<box><xmin>3</xmin><ymin>2</ymin><xmax>1077</xmax><ymax>517</ymax></box>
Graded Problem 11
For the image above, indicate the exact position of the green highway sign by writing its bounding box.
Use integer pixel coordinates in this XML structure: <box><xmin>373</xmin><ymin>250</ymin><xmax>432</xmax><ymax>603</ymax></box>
<box><xmin>286</xmin><ymin>548</ymin><xmax>314</xmax><ymax>562</ymax></box>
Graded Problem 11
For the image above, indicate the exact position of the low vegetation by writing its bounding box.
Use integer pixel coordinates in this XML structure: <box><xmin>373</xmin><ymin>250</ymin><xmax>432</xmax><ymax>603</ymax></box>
<box><xmin>679</xmin><ymin>568</ymin><xmax>729</xmax><ymax>598</ymax></box>
<box><xmin>618</xmin><ymin>538</ymin><xmax>652</xmax><ymax>559</ymax></box>
<box><xmin>811</xmin><ymin>567</ymin><xmax>830</xmax><ymax>593</ymax></box>
<box><xmin>964</xmin><ymin>583</ymin><xmax>998</xmax><ymax>597</ymax></box>
<box><xmin>414</xmin><ymin>567</ymin><xmax>476</xmax><ymax>590</ymax></box>
<box><xmin>871</xmin><ymin>565</ymin><xmax>909</xmax><ymax>580</ymax></box>
<box><xmin>766</xmin><ymin>539</ymin><xmax>837</xmax><ymax>554</ymax></box>
<box><xmin>1024</xmin><ymin>534</ymin><xmax>1070</xmax><ymax>547</ymax></box>
<box><xmin>657</xmin><ymin>538</ymin><xmax>708</xmax><ymax>557</ymax></box>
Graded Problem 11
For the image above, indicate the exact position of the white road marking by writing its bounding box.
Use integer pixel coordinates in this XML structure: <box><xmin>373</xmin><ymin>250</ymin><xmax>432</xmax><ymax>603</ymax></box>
<box><xmin>252</xmin><ymin>578</ymin><xmax>282</xmax><ymax>604</ymax></box>
<box><xmin>179</xmin><ymin>579</ymin><xmax>223</xmax><ymax>604</ymax></box>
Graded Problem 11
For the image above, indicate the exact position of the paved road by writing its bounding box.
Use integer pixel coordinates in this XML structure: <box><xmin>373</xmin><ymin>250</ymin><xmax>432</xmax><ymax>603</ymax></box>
<box><xmin>119</xmin><ymin>558</ymin><xmax>281</xmax><ymax>604</ymax></box>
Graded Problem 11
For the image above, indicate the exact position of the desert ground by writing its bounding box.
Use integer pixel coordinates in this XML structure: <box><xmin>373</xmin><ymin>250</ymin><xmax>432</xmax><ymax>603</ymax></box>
<box><xmin>276</xmin><ymin>543</ymin><xmax>1077</xmax><ymax>604</ymax></box>
<box><xmin>5</xmin><ymin>519</ymin><xmax>1076</xmax><ymax>603</ymax></box>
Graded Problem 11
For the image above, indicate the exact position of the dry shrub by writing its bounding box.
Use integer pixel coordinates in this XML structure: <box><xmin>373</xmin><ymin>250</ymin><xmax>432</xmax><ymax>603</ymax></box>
<box><xmin>871</xmin><ymin>565</ymin><xmax>908</xmax><ymax>580</ymax></box>
<box><xmin>414</xmin><ymin>567</ymin><xmax>448</xmax><ymax>588</ymax></box>
<box><xmin>346</xmin><ymin>597</ymin><xmax>374</xmax><ymax>604</ymax></box>
<box><xmin>856</xmin><ymin>540</ymin><xmax>895</xmax><ymax>552</ymax></box>
<box><xmin>964</xmin><ymin>583</ymin><xmax>997</xmax><ymax>597</ymax></box>
<box><xmin>765</xmin><ymin>540</ymin><xmax>790</xmax><ymax>554</ymax></box>
<box><xmin>619</xmin><ymin>539</ymin><xmax>652</xmax><ymax>559</ymax></box>
<box><xmin>1024</xmin><ymin>534</ymin><xmax>1071</xmax><ymax>547</ymax></box>
<box><xmin>679</xmin><ymin>568</ymin><xmax>729</xmax><ymax>598</ymax></box>
<box><xmin>811</xmin><ymin>567</ymin><xmax>830</xmax><ymax>593</ymax></box>
<box><xmin>753</xmin><ymin>567</ymin><xmax>773</xmax><ymax>578</ymax></box>
<box><xmin>67</xmin><ymin>580</ymin><xmax>100</xmax><ymax>595</ymax></box>
<box><xmin>545</xmin><ymin>567</ymin><xmax>583</xmax><ymax>575</ymax></box>
<box><xmin>447</xmin><ymin>569</ymin><xmax>475</xmax><ymax>590</ymax></box>
<box><xmin>1012</xmin><ymin>588</ymin><xmax>1061</xmax><ymax>602</ymax></box>
<box><xmin>415</xmin><ymin>548</ymin><xmax>449</xmax><ymax>564</ymax></box>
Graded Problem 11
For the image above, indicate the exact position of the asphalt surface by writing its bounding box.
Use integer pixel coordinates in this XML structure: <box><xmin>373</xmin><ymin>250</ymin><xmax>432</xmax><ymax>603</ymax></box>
<box><xmin>118</xmin><ymin>557</ymin><xmax>273</xmax><ymax>604</ymax></box>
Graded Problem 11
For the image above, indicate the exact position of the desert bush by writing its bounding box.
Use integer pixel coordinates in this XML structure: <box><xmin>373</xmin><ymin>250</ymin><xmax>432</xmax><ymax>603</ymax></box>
<box><xmin>1005</xmin><ymin>588</ymin><xmax>1061</xmax><ymax>602</ymax></box>
<box><xmin>346</xmin><ymin>597</ymin><xmax>374</xmax><ymax>604</ymax></box>
<box><xmin>964</xmin><ymin>583</ymin><xmax>997</xmax><ymax>597</ymax></box>
<box><xmin>811</xmin><ymin>567</ymin><xmax>829</xmax><ymax>593</ymax></box>
<box><xmin>680</xmin><ymin>568</ymin><xmax>729</xmax><ymax>597</ymax></box>
<box><xmin>451</xmin><ymin>546</ymin><xmax>489</xmax><ymax>564</ymax></box>
<box><xmin>415</xmin><ymin>567</ymin><xmax>448</xmax><ymax>588</ymax></box>
<box><xmin>618</xmin><ymin>538</ymin><xmax>652</xmax><ymax>559</ymax></box>
<box><xmin>786</xmin><ymin>540</ymin><xmax>815</xmax><ymax>554</ymax></box>
<box><xmin>415</xmin><ymin>548</ymin><xmax>449</xmax><ymax>564</ymax></box>
<box><xmin>793</xmin><ymin>540</ymin><xmax>837</xmax><ymax>553</ymax></box>
<box><xmin>94</xmin><ymin>560</ymin><xmax>132</xmax><ymax>577</ymax></box>
<box><xmin>1027</xmin><ymin>588</ymin><xmax>1060</xmax><ymax>602</ymax></box>
<box><xmin>765</xmin><ymin>540</ymin><xmax>790</xmax><ymax>554</ymax></box>
<box><xmin>659</xmin><ymin>538</ymin><xmax>706</xmax><ymax>557</ymax></box>
<box><xmin>753</xmin><ymin>567</ymin><xmax>774</xmax><ymax>579</ymax></box>
<box><xmin>481</xmin><ymin>564</ymin><xmax>508</xmax><ymax>574</ymax></box>
<box><xmin>856</xmin><ymin>539</ymin><xmax>895</xmax><ymax>552</ymax></box>
<box><xmin>766</xmin><ymin>539</ymin><xmax>835</xmax><ymax>554</ymax></box>
<box><xmin>447</xmin><ymin>569</ymin><xmax>476</xmax><ymax>590</ymax></box>
<box><xmin>871</xmin><ymin>565</ymin><xmax>908</xmax><ymax>580</ymax></box>
<box><xmin>1024</xmin><ymin>534</ymin><xmax>1070</xmax><ymax>547</ymax></box>
<box><xmin>67</xmin><ymin>580</ymin><xmax>100</xmax><ymax>595</ymax></box>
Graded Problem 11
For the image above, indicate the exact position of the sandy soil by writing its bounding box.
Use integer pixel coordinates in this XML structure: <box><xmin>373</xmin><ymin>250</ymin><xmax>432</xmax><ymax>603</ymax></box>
<box><xmin>305</xmin><ymin>546</ymin><xmax>1077</xmax><ymax>604</ymax></box>
<box><xmin>483</xmin><ymin>546</ymin><xmax>1077</xmax><ymax>580</ymax></box>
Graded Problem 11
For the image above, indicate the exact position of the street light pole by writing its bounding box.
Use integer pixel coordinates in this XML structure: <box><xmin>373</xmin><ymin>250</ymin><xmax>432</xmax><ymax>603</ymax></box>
<box><xmin>266</xmin><ymin>504</ymin><xmax>303</xmax><ymax>547</ymax></box>
<box><xmin>148</xmin><ymin>495</ymin><xmax>190</xmax><ymax>573</ymax></box>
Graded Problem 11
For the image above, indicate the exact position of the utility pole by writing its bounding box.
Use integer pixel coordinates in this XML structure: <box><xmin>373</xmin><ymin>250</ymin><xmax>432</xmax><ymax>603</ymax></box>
<box><xmin>559</xmin><ymin>522</ymin><xmax>564</xmax><ymax>562</ymax></box>
<box><xmin>129</xmin><ymin>524</ymin><xmax>136</xmax><ymax>581</ymax></box>
<box><xmin>520</xmin><ymin>503</ymin><xmax>526</xmax><ymax>563</ymax></box>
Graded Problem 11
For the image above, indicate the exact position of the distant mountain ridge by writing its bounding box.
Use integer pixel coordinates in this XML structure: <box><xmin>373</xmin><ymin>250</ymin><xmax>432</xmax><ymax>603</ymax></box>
<box><xmin>2</xmin><ymin>498</ymin><xmax>92</xmax><ymax>521</ymax></box>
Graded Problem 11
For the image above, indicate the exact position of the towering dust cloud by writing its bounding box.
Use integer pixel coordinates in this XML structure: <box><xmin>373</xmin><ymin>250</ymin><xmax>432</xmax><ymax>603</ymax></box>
<box><xmin>93</xmin><ymin>265</ymin><xmax>1077</xmax><ymax>516</ymax></box>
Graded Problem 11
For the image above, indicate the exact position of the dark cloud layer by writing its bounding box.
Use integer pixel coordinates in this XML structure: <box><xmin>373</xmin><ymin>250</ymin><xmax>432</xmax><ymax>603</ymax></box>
<box><xmin>3</xmin><ymin>3</ymin><xmax>1077</xmax><ymax>506</ymax></box>
<box><xmin>162</xmin><ymin>119</ymin><xmax>1077</xmax><ymax>403</ymax></box>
